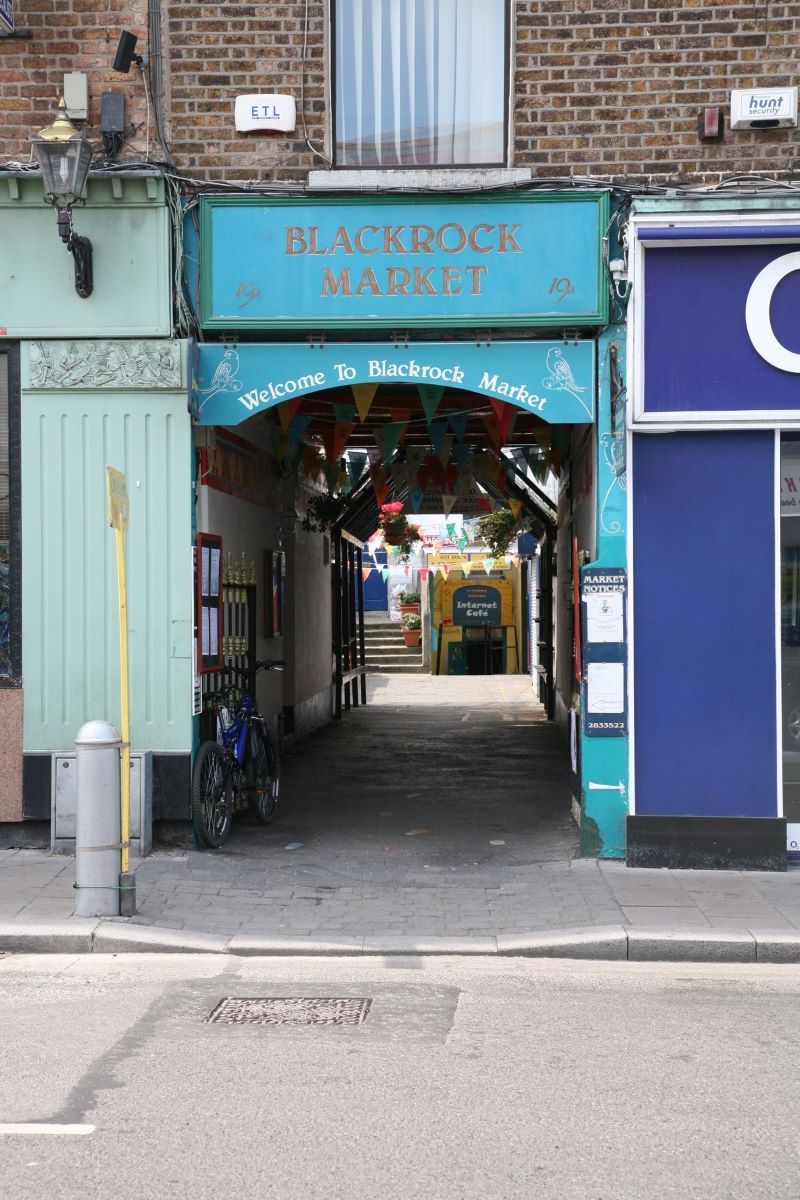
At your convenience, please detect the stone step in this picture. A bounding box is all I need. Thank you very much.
[366,663,426,674]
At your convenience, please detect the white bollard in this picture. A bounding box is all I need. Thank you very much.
[75,720,121,918]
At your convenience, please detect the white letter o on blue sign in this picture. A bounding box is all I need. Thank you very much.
[745,251,800,374]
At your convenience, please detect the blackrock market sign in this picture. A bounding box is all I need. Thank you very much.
[193,340,596,426]
[199,192,609,330]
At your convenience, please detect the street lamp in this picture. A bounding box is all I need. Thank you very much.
[30,98,94,298]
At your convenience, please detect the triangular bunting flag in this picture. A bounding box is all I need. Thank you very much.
[453,442,471,472]
[333,403,357,423]
[418,567,429,582]
[462,562,471,577]
[277,396,304,430]
[320,422,354,464]
[448,411,469,442]
[441,494,457,516]
[446,521,457,538]
[441,564,449,579]
[489,398,517,444]
[509,498,523,521]
[409,485,425,514]
[406,446,426,474]
[457,534,469,552]
[484,558,495,573]
[362,567,373,582]
[375,420,407,464]
[287,413,312,450]
[347,453,366,490]
[418,385,444,424]
[381,568,390,582]
[352,382,378,422]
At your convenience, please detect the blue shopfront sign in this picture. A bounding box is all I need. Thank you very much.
[634,221,800,423]
[200,192,609,331]
[194,340,596,426]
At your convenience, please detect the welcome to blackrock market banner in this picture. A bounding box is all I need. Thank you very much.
[194,340,596,427]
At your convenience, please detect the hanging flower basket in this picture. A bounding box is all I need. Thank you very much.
[378,502,421,561]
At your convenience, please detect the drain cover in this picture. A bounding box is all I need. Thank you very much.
[205,997,373,1026]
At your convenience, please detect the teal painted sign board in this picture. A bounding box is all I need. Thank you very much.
[194,340,596,426]
[200,192,609,331]
[453,585,502,627]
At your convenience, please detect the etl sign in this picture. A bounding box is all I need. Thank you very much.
[0,0,13,34]
[234,94,296,133]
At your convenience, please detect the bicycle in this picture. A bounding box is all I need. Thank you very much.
[191,659,284,849]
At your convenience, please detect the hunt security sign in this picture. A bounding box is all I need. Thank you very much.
[194,341,596,426]
[200,192,609,330]
[0,1,12,33]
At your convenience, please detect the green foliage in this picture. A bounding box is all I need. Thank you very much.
[302,491,347,532]
[402,612,422,630]
[475,507,519,558]
[399,591,420,604]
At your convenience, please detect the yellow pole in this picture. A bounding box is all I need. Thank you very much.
[115,523,131,876]
[107,466,131,879]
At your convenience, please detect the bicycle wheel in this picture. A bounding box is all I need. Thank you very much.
[192,741,233,848]
[247,732,280,824]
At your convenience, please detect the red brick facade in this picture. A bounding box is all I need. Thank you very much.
[1,1,799,185]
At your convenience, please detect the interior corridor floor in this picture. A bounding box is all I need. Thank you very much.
[125,674,623,938]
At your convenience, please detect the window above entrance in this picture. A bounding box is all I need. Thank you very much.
[333,0,508,169]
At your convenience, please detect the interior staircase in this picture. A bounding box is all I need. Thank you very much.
[363,618,425,674]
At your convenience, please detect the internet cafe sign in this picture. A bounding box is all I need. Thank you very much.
[200,192,609,331]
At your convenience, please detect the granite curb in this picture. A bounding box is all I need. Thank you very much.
[2,919,800,962]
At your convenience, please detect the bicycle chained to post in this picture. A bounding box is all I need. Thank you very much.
[191,659,284,849]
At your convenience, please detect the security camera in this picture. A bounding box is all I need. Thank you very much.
[112,31,143,73]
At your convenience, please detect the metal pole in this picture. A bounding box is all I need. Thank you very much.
[74,720,122,918]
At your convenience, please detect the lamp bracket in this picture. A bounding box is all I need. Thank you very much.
[56,208,93,299]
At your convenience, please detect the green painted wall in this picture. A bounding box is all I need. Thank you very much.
[22,370,193,753]
[0,174,171,338]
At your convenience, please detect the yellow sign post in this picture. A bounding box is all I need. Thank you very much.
[106,467,131,878]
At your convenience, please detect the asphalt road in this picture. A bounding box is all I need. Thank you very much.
[1,954,799,1199]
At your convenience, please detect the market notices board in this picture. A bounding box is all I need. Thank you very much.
[196,533,223,674]
[581,567,627,736]
[443,580,513,627]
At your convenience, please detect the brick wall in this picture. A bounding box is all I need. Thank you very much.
[1,1,799,186]
[0,1,150,164]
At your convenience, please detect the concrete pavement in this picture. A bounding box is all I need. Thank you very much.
[2,675,800,961]
[2,953,800,1199]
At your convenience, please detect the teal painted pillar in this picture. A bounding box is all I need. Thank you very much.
[579,325,628,858]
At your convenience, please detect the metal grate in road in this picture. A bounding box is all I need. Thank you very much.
[205,996,373,1026]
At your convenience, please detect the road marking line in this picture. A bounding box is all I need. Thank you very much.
[0,1124,95,1136]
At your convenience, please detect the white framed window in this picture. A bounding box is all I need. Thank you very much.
[333,0,509,169]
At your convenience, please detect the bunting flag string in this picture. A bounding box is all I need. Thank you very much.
[277,396,304,430]
[352,382,378,422]
[418,384,444,424]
